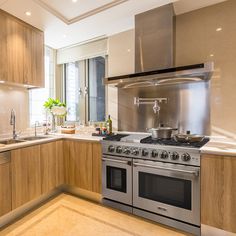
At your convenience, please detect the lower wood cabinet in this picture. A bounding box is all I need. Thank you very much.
[64,140,102,193]
[11,145,41,209]
[201,154,236,233]
[40,141,64,194]
[0,154,11,217]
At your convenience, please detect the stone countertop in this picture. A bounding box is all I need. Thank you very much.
[200,136,236,156]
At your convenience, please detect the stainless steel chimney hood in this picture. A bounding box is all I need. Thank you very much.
[104,62,214,88]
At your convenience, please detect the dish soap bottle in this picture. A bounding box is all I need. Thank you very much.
[106,115,112,135]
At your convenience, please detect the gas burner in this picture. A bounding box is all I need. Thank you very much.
[140,136,210,148]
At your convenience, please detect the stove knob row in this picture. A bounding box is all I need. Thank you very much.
[160,151,168,159]
[108,145,115,153]
[170,152,179,160]
[116,146,122,154]
[131,148,139,156]
[181,153,191,162]
[142,149,149,157]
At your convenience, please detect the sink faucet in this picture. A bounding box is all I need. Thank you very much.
[10,109,17,139]
[34,121,40,137]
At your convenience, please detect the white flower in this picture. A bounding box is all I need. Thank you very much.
[51,106,67,116]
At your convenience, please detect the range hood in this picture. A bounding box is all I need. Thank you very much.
[104,4,214,88]
[104,62,214,88]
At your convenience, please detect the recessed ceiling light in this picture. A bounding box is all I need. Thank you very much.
[72,0,77,2]
[0,80,5,84]
[63,34,67,38]
[216,27,222,32]
[210,54,214,57]
[25,11,32,16]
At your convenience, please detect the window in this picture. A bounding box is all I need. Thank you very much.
[64,56,106,123]
[29,47,55,125]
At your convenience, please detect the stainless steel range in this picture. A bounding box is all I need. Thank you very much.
[101,133,209,236]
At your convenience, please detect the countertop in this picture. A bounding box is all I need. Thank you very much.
[0,132,236,156]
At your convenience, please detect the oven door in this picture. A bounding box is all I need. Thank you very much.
[102,155,132,205]
[133,159,200,225]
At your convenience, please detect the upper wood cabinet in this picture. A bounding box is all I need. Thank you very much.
[201,154,236,233]
[0,9,44,87]
[11,145,41,210]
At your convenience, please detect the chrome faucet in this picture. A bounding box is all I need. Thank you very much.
[10,109,17,139]
[34,121,40,137]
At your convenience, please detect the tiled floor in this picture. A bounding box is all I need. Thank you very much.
[0,194,191,236]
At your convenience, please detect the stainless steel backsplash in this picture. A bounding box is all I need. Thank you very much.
[118,82,210,135]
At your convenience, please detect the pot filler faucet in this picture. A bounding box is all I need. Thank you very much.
[10,109,17,139]
[134,97,168,114]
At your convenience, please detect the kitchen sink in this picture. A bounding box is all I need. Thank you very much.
[21,136,49,141]
[0,139,26,145]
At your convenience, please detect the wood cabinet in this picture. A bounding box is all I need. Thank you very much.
[64,140,93,191]
[40,141,64,194]
[11,145,41,209]
[0,9,44,87]
[201,154,236,233]
[92,143,102,193]
[0,153,11,217]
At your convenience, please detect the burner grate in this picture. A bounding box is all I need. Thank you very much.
[140,136,210,148]
[103,134,129,142]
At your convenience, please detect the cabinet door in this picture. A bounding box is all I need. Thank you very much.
[92,143,102,193]
[201,154,236,233]
[0,13,7,82]
[64,141,93,191]
[11,145,41,209]
[40,141,64,194]
[0,159,11,216]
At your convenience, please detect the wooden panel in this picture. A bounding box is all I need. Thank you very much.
[11,145,41,209]
[0,13,7,82]
[64,141,93,191]
[92,143,102,193]
[56,140,64,186]
[201,154,236,233]
[0,162,11,216]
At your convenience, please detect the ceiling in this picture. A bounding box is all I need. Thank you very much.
[0,0,227,49]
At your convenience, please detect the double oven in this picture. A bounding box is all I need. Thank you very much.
[102,142,201,235]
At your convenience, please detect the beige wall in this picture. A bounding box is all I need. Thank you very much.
[107,29,135,129]
[0,85,29,135]
[175,0,236,137]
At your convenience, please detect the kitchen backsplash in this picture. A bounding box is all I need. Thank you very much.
[0,85,29,135]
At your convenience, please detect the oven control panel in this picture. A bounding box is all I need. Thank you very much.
[102,142,200,166]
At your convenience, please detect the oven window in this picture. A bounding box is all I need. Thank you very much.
[139,172,191,210]
[107,166,127,193]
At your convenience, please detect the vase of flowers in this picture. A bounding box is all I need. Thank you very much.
[43,98,67,132]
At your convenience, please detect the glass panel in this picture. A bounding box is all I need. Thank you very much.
[107,166,126,193]
[65,62,80,121]
[139,172,191,210]
[29,47,55,126]
[88,56,105,122]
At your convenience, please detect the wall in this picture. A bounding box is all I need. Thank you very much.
[175,0,236,138]
[0,85,29,135]
[107,29,135,129]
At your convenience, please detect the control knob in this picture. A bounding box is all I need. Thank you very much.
[182,153,191,162]
[123,148,131,155]
[108,145,115,153]
[151,150,158,158]
[170,152,179,160]
[142,149,149,157]
[116,146,122,154]
[131,149,139,156]
[160,151,168,159]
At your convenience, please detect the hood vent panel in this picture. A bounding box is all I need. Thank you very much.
[104,62,214,88]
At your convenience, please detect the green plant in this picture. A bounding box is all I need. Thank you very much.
[43,98,66,110]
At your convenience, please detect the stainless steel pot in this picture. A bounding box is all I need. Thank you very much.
[147,127,178,139]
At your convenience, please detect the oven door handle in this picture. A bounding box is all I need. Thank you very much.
[102,157,131,165]
[133,162,199,176]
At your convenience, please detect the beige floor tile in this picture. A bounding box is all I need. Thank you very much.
[0,194,191,236]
